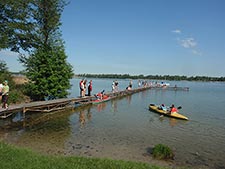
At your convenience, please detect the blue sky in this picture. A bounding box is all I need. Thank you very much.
[1,0,225,77]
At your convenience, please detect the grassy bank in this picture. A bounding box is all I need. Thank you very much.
[0,142,169,169]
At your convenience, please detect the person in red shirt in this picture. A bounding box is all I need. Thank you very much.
[88,80,92,96]
[95,90,105,100]
[170,104,178,114]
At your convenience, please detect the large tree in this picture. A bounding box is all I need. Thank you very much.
[0,0,37,52]
[22,46,73,101]
[1,0,73,101]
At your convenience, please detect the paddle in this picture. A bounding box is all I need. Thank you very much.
[168,105,182,108]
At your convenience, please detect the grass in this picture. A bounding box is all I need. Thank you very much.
[0,142,169,169]
[152,144,174,160]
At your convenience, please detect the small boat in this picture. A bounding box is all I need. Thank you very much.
[92,96,111,104]
[149,104,188,120]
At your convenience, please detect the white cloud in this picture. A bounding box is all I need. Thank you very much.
[179,37,202,56]
[172,29,181,34]
[192,49,202,56]
[180,38,197,48]
[172,30,202,56]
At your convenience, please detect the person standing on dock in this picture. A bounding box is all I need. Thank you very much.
[138,80,141,88]
[114,80,119,92]
[0,83,3,101]
[129,80,133,89]
[83,79,87,96]
[79,79,84,97]
[88,80,92,96]
[112,81,115,92]
[2,80,9,109]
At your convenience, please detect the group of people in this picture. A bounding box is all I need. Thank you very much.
[112,80,134,92]
[0,80,9,109]
[79,79,92,97]
[158,104,178,114]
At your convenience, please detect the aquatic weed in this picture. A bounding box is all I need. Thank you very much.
[152,144,174,160]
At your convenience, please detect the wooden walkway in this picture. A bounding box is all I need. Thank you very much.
[0,86,151,119]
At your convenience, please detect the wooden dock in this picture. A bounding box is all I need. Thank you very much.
[151,86,189,91]
[0,86,151,119]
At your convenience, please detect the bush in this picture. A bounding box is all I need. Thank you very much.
[152,144,174,160]
[8,84,29,104]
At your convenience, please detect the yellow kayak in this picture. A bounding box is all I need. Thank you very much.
[149,104,188,120]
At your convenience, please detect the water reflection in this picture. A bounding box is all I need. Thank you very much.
[126,95,132,104]
[78,107,93,127]
[158,115,187,127]
[79,110,86,127]
[169,118,178,127]
[87,107,92,121]
[0,110,72,155]
[12,112,23,122]
[95,103,107,112]
[111,99,118,113]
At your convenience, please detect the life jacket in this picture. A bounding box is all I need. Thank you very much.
[171,107,178,113]
[88,83,92,91]
[102,95,108,99]
[96,93,102,97]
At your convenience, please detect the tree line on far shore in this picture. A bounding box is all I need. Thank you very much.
[77,73,225,82]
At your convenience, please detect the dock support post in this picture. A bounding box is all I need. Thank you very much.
[23,107,26,128]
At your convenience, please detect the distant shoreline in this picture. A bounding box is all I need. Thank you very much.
[12,73,225,82]
[76,73,225,82]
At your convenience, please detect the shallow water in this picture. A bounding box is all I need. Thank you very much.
[1,78,225,169]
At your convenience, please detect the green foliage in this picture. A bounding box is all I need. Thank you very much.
[0,142,166,169]
[35,0,67,46]
[0,0,37,52]
[8,87,27,104]
[0,60,27,104]
[0,0,68,52]
[22,46,73,101]
[152,144,174,160]
[7,90,21,104]
[1,1,73,102]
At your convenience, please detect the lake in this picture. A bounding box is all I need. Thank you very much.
[1,78,225,169]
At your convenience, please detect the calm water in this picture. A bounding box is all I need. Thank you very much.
[1,78,225,168]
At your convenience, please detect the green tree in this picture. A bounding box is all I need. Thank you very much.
[0,0,37,52]
[1,0,73,101]
[18,0,73,101]
[22,46,73,101]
